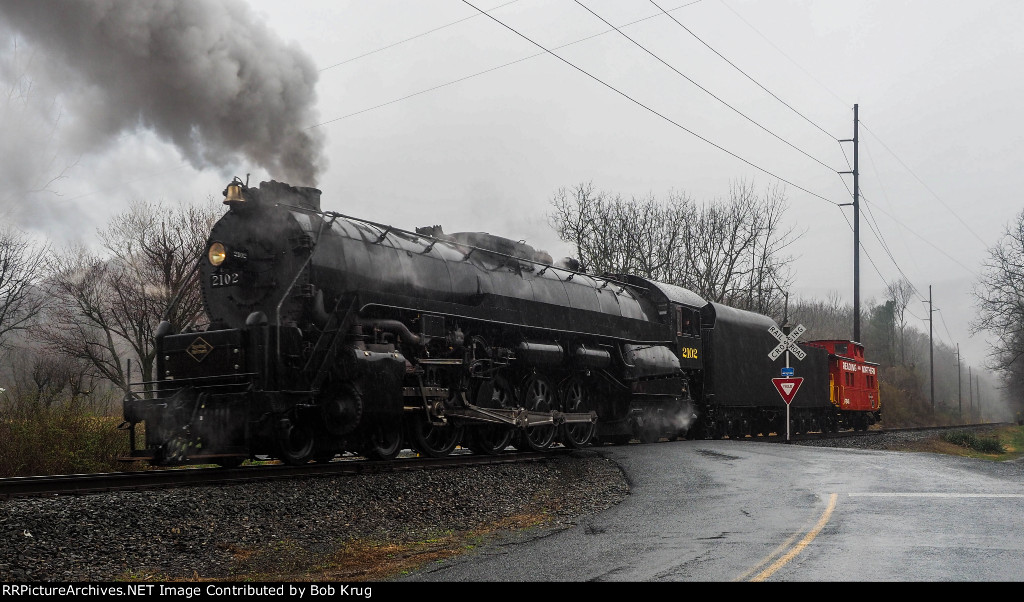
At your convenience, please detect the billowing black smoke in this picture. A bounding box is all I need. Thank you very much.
[0,0,324,185]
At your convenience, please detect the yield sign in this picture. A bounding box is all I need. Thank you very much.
[768,323,807,361]
[772,377,804,405]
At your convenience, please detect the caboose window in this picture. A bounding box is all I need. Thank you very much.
[835,342,848,355]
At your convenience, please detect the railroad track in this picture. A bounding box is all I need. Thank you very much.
[752,421,1011,444]
[0,449,558,499]
[2,424,1008,499]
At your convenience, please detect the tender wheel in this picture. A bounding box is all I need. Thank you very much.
[276,416,314,465]
[518,374,557,451]
[407,418,463,458]
[363,424,403,460]
[559,377,596,449]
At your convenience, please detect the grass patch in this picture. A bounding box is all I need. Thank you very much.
[0,399,129,477]
[878,426,1024,461]
[139,512,552,583]
[941,431,1005,454]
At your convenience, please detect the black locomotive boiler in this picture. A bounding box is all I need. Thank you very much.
[123,179,878,466]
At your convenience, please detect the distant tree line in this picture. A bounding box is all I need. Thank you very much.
[549,180,799,318]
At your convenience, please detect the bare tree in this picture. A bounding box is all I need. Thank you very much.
[974,210,1024,403]
[548,183,694,281]
[1,346,98,409]
[0,227,46,348]
[549,181,798,319]
[789,291,852,341]
[886,277,916,365]
[39,200,219,394]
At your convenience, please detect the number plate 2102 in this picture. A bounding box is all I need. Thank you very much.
[210,272,241,288]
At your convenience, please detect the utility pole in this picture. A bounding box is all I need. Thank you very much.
[839,104,860,342]
[928,285,934,412]
[969,366,973,421]
[956,344,962,422]
[977,379,982,422]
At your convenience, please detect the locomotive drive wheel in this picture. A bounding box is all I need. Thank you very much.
[466,374,515,455]
[407,417,463,458]
[362,424,403,460]
[467,426,515,455]
[276,416,315,465]
[517,374,557,451]
[560,377,595,448]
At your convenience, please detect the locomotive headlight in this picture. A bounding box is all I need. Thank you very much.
[208,242,227,266]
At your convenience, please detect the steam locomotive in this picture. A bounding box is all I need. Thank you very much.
[122,180,880,466]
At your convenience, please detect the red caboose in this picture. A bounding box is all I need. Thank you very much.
[802,340,881,431]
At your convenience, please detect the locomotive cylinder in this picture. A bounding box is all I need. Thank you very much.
[572,343,612,368]
[516,341,565,365]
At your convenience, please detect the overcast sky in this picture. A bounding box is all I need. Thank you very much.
[1,0,1021,374]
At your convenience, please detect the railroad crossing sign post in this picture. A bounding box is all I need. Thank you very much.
[768,324,806,443]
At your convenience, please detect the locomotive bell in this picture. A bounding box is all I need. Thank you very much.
[223,183,245,205]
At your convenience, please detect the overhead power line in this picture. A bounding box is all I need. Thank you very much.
[860,121,987,247]
[858,196,980,278]
[460,0,841,207]
[309,0,707,129]
[648,0,838,142]
[837,208,896,295]
[861,141,925,279]
[718,0,849,110]
[318,0,522,72]
[715,3,977,305]
[574,0,839,175]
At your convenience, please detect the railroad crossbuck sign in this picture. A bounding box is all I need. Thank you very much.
[768,324,806,361]
[772,377,804,405]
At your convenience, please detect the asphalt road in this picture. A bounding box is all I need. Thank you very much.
[398,440,1024,581]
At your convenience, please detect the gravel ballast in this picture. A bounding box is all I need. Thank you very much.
[1,452,628,582]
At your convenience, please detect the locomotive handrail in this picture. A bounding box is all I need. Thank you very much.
[275,211,338,371]
[275,203,646,294]
[128,374,258,387]
[127,374,257,397]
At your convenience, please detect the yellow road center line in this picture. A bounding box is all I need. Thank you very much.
[749,492,837,582]
[733,530,802,582]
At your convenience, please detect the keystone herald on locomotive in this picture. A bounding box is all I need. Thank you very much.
[122,179,881,466]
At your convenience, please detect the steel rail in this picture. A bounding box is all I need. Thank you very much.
[0,449,561,499]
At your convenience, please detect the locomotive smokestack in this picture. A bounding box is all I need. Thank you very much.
[0,0,325,185]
